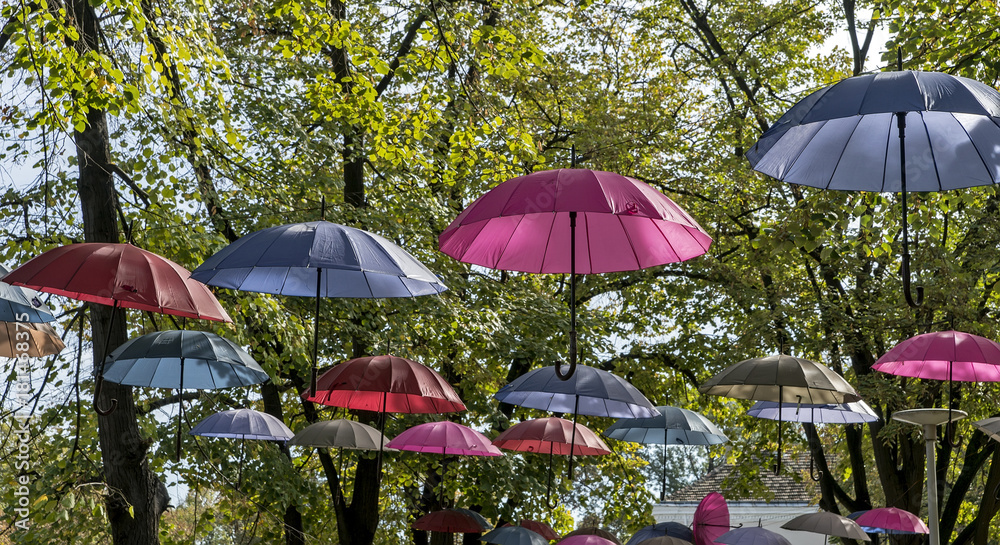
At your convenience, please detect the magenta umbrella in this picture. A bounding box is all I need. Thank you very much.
[852,508,929,535]
[692,492,730,545]
[873,330,1000,443]
[439,169,712,379]
[556,536,617,545]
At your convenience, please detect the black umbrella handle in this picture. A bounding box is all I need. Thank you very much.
[897,111,924,308]
[556,212,578,381]
[94,303,120,416]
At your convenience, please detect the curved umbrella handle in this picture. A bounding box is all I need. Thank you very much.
[901,254,924,308]
[809,453,822,482]
[93,375,118,416]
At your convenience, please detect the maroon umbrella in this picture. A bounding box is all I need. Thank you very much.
[520,521,560,542]
[4,243,232,414]
[493,417,610,506]
[413,508,488,533]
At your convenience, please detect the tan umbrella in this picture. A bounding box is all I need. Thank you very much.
[699,354,860,472]
[0,321,64,358]
[783,511,870,543]
[636,537,693,545]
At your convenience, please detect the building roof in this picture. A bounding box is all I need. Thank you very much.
[665,457,816,503]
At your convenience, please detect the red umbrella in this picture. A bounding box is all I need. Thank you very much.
[520,520,560,542]
[692,493,730,545]
[439,168,711,380]
[493,417,610,507]
[3,243,231,414]
[413,508,488,533]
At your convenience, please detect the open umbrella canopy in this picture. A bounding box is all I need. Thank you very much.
[747,400,878,424]
[192,220,447,298]
[0,263,55,322]
[0,321,64,358]
[304,355,465,413]
[494,364,658,418]
[482,526,549,545]
[635,537,692,545]
[519,521,559,541]
[413,509,488,533]
[872,330,1000,381]
[557,535,617,545]
[604,406,727,445]
[715,527,790,545]
[189,409,294,441]
[386,421,502,456]
[563,528,621,545]
[3,243,231,321]
[439,169,712,274]
[288,419,396,450]
[782,511,869,541]
[699,354,860,404]
[973,417,1000,443]
[453,509,492,531]
[626,523,694,545]
[745,70,1000,193]
[851,508,929,534]
[692,493,729,545]
[494,417,610,455]
[102,330,270,389]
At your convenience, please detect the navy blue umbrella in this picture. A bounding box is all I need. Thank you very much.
[746,69,1000,307]
[103,330,271,459]
[626,523,694,545]
[190,220,447,392]
[495,364,658,479]
[0,263,55,322]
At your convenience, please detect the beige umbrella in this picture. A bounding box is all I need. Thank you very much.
[699,354,860,472]
[782,511,870,543]
[0,321,64,358]
[636,537,693,545]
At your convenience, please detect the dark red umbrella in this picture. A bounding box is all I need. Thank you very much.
[520,521,561,542]
[3,243,232,414]
[303,355,465,413]
[413,508,488,533]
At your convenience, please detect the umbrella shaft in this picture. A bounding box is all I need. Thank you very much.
[570,211,577,371]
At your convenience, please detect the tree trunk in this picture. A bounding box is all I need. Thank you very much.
[72,0,167,539]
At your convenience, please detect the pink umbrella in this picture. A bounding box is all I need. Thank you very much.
[557,535,618,545]
[873,330,1000,443]
[692,492,730,545]
[386,421,502,456]
[439,169,712,379]
[852,508,929,534]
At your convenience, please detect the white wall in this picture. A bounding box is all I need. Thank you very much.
[653,502,826,545]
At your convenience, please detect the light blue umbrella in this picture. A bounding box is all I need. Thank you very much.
[190,220,447,392]
[190,408,294,441]
[103,330,271,459]
[0,263,55,322]
[747,400,878,424]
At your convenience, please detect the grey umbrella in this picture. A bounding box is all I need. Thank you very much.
[0,263,54,322]
[746,67,1000,307]
[699,354,859,472]
[482,526,549,545]
[289,419,396,450]
[782,511,870,543]
[604,406,727,500]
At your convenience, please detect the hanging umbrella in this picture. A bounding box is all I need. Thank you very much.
[635,537,692,545]
[715,527,790,545]
[782,511,870,542]
[692,492,730,545]
[519,521,559,541]
[454,508,493,531]
[413,508,488,533]
[3,243,232,414]
[745,68,1000,307]
[562,528,621,545]
[440,168,711,379]
[482,526,550,545]
[0,321,65,358]
[747,400,878,424]
[189,408,293,441]
[190,220,447,394]
[604,406,727,500]
[0,263,55,322]
[699,354,860,472]
[495,364,657,479]
[103,330,270,458]
[557,535,617,545]
[288,419,395,450]
[386,421,501,456]
[851,508,929,534]
[626,522,694,545]
[972,417,1000,443]
[494,417,610,506]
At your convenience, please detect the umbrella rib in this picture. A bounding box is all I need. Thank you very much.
[824,116,865,190]
[952,112,1000,186]
[917,112,944,192]
[880,114,894,193]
